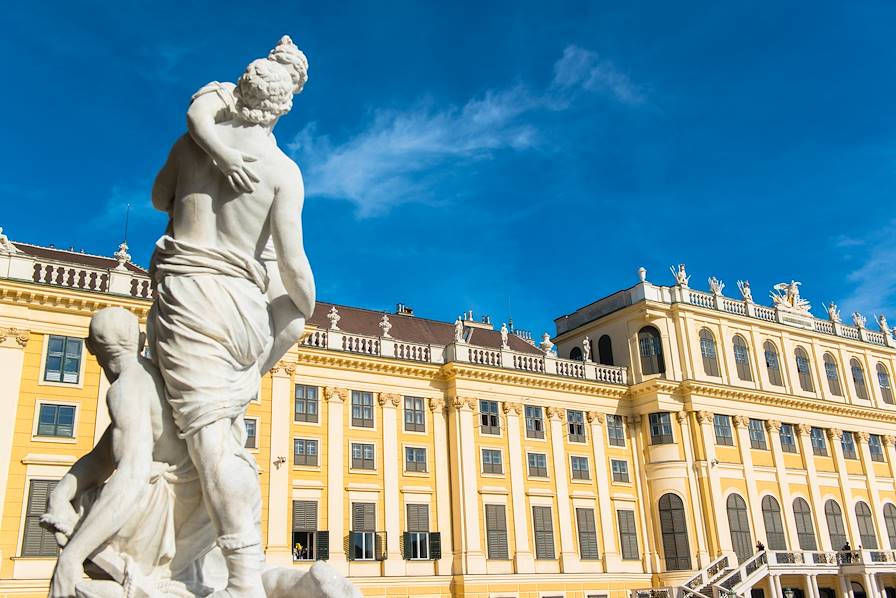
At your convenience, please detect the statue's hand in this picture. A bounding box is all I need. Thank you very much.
[49,556,81,598]
[41,501,79,547]
[214,146,260,193]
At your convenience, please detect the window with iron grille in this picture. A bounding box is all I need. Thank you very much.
[748,419,767,450]
[351,391,374,427]
[611,459,629,483]
[532,506,555,559]
[567,410,586,442]
[351,442,375,470]
[244,418,257,449]
[795,348,814,392]
[617,510,639,560]
[761,495,786,550]
[824,355,843,396]
[649,412,673,445]
[525,405,544,439]
[878,364,894,404]
[44,335,82,384]
[294,438,319,466]
[792,497,817,550]
[482,449,503,474]
[824,500,847,550]
[851,359,868,400]
[485,504,508,559]
[294,384,319,423]
[607,414,625,447]
[576,508,599,560]
[869,434,885,462]
[764,342,783,386]
[699,329,720,377]
[855,502,878,549]
[810,427,827,456]
[36,404,75,438]
[841,431,858,460]
[404,397,425,432]
[405,447,427,472]
[480,400,500,435]
[21,480,59,557]
[779,424,797,453]
[571,456,590,480]
[732,335,752,381]
[714,415,733,446]
[527,453,548,477]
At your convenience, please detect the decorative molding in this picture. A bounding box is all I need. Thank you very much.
[501,401,522,416]
[296,348,440,380]
[675,411,689,424]
[0,281,152,319]
[732,415,749,428]
[695,410,714,424]
[586,411,604,425]
[546,406,562,420]
[324,387,348,403]
[428,398,446,413]
[797,423,812,436]
[827,428,843,441]
[451,396,476,411]
[856,431,869,443]
[439,363,629,400]
[377,392,401,408]
[765,419,782,432]
[0,327,30,348]
[270,360,296,377]
[627,415,642,425]
[884,435,896,447]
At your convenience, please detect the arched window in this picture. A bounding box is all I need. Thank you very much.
[569,346,583,361]
[855,501,878,549]
[638,326,665,376]
[764,341,783,386]
[727,494,753,563]
[792,497,817,550]
[877,363,893,404]
[658,493,692,571]
[794,347,814,392]
[732,335,752,381]
[597,335,614,366]
[699,328,720,377]
[825,500,848,550]
[824,353,843,396]
[851,358,868,400]
[761,495,786,550]
[883,503,896,549]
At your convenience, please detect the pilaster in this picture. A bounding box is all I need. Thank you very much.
[503,402,535,572]
[429,398,454,575]
[0,327,28,563]
[628,415,657,572]
[378,392,403,575]
[676,411,709,567]
[325,386,348,570]
[587,411,618,570]
[732,415,763,558]
[695,410,734,558]
[547,406,577,571]
[266,361,295,565]
[856,431,888,549]
[766,419,800,549]
[797,424,831,550]
[448,396,486,573]
[827,427,861,546]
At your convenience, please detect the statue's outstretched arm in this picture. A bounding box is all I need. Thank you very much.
[151,140,182,215]
[270,164,315,321]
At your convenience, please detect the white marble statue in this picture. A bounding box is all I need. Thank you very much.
[827,301,841,323]
[454,318,465,344]
[770,280,811,314]
[500,323,509,349]
[708,276,724,295]
[539,332,554,353]
[379,314,392,338]
[113,242,131,270]
[736,280,752,302]
[326,306,340,330]
[853,312,867,329]
[671,263,690,287]
[582,336,591,362]
[0,226,20,253]
[638,266,647,283]
[878,314,890,336]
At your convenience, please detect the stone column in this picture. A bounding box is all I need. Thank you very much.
[766,419,800,549]
[265,362,295,565]
[325,387,348,570]
[588,411,618,570]
[732,416,764,555]
[503,402,535,572]
[695,411,734,558]
[0,327,28,552]
[807,573,821,598]
[769,572,783,598]
[797,424,832,550]
[547,406,578,571]
[856,431,889,549]
[379,392,403,575]
[429,398,454,575]
[628,415,657,572]
[828,428,861,546]
[676,411,710,566]
[837,573,851,598]
[862,573,875,598]
[93,370,111,444]
[448,396,486,573]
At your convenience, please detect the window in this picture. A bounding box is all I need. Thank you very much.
[824,354,843,396]
[244,418,257,449]
[567,410,586,442]
[351,391,374,428]
[761,496,786,550]
[532,506,555,559]
[851,359,868,400]
[21,480,59,556]
[878,364,894,404]
[350,502,380,561]
[727,494,753,564]
[405,447,426,472]
[658,493,692,571]
[292,500,322,561]
[294,439,319,466]
[597,334,614,366]
[482,449,503,474]
[764,341,783,386]
[480,400,500,435]
[404,397,425,432]
[44,335,82,384]
[611,459,629,483]
[607,415,626,446]
[294,384,319,423]
[856,502,878,549]
[638,326,665,375]
[618,510,639,560]
[699,328,720,377]
[485,504,508,559]
[841,431,858,460]
[350,442,375,470]
[824,500,847,550]
[649,412,673,445]
[527,453,548,477]
[732,335,752,381]
[748,419,767,450]
[714,415,734,446]
[810,427,828,456]
[795,347,814,392]
[569,346,583,361]
[525,406,544,439]
[792,498,817,550]
[36,404,75,437]
[404,504,436,560]
[884,504,896,549]
[780,424,798,453]
[870,434,885,462]
[576,508,599,560]
[571,456,590,480]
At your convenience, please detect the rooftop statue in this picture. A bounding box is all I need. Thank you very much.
[671,263,690,287]
[827,301,841,323]
[736,280,752,302]
[770,280,811,314]
[708,276,724,295]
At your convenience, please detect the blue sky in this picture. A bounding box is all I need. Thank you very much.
[3,1,896,336]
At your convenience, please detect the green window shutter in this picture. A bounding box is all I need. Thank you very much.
[406,504,429,532]
[429,532,442,560]
[375,532,387,561]
[316,531,329,560]
[22,480,58,557]
[485,504,508,559]
[293,500,318,531]
[402,532,412,560]
[533,506,555,559]
[352,502,375,531]
[576,508,599,560]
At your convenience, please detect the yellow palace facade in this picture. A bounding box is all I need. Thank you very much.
[2,237,896,598]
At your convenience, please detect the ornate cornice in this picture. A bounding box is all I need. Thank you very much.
[324,386,348,403]
[439,363,629,400]
[377,392,401,408]
[502,401,523,416]
[0,281,152,319]
[297,348,441,380]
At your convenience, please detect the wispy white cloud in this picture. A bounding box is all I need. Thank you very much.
[289,45,643,217]
[838,221,896,318]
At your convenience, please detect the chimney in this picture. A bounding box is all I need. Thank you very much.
[395,303,414,317]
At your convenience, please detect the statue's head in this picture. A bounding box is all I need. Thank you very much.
[86,307,141,361]
[234,59,294,127]
[268,35,309,94]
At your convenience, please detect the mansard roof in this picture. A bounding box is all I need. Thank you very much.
[12,242,148,275]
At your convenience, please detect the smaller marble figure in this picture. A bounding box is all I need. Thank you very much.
[671,263,690,287]
[500,323,509,349]
[326,306,340,330]
[539,333,554,353]
[853,312,867,329]
[379,314,392,338]
[0,227,20,254]
[582,336,592,362]
[454,318,466,344]
[708,276,724,295]
[737,280,752,302]
[771,280,811,313]
[638,267,647,283]
[878,314,891,336]
[827,301,841,323]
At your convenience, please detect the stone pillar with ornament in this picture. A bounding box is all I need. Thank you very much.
[0,327,28,563]
[587,411,618,570]
[325,387,349,569]
[447,397,487,573]
[429,398,454,575]
[796,424,833,550]
[266,360,295,565]
[378,392,403,574]
[503,402,535,572]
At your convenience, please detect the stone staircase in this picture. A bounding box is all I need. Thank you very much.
[629,554,733,598]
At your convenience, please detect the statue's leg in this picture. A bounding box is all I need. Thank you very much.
[186,418,264,598]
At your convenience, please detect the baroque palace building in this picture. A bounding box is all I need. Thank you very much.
[2,235,896,598]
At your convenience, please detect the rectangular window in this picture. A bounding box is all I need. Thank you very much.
[404,397,425,432]
[713,415,733,446]
[405,447,427,472]
[869,434,885,462]
[567,410,586,443]
[525,405,545,439]
[617,510,639,560]
[611,459,630,482]
[607,414,626,447]
[841,431,858,460]
[780,424,798,453]
[482,448,503,474]
[36,403,75,438]
[404,504,430,560]
[649,412,673,444]
[527,453,548,477]
[571,456,590,480]
[748,419,768,450]
[532,505,555,559]
[351,442,375,470]
[810,427,828,456]
[244,418,257,449]
[294,438,319,466]
[44,335,82,384]
[292,500,319,561]
[485,504,508,559]
[21,479,59,557]
[294,384,319,423]
[576,508,599,560]
[350,502,378,561]
[351,391,374,428]
[480,400,500,434]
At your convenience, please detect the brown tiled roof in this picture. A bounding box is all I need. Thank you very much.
[309,301,544,355]
[12,243,148,275]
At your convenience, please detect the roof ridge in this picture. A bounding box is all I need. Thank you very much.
[12,241,120,262]
[316,300,456,328]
